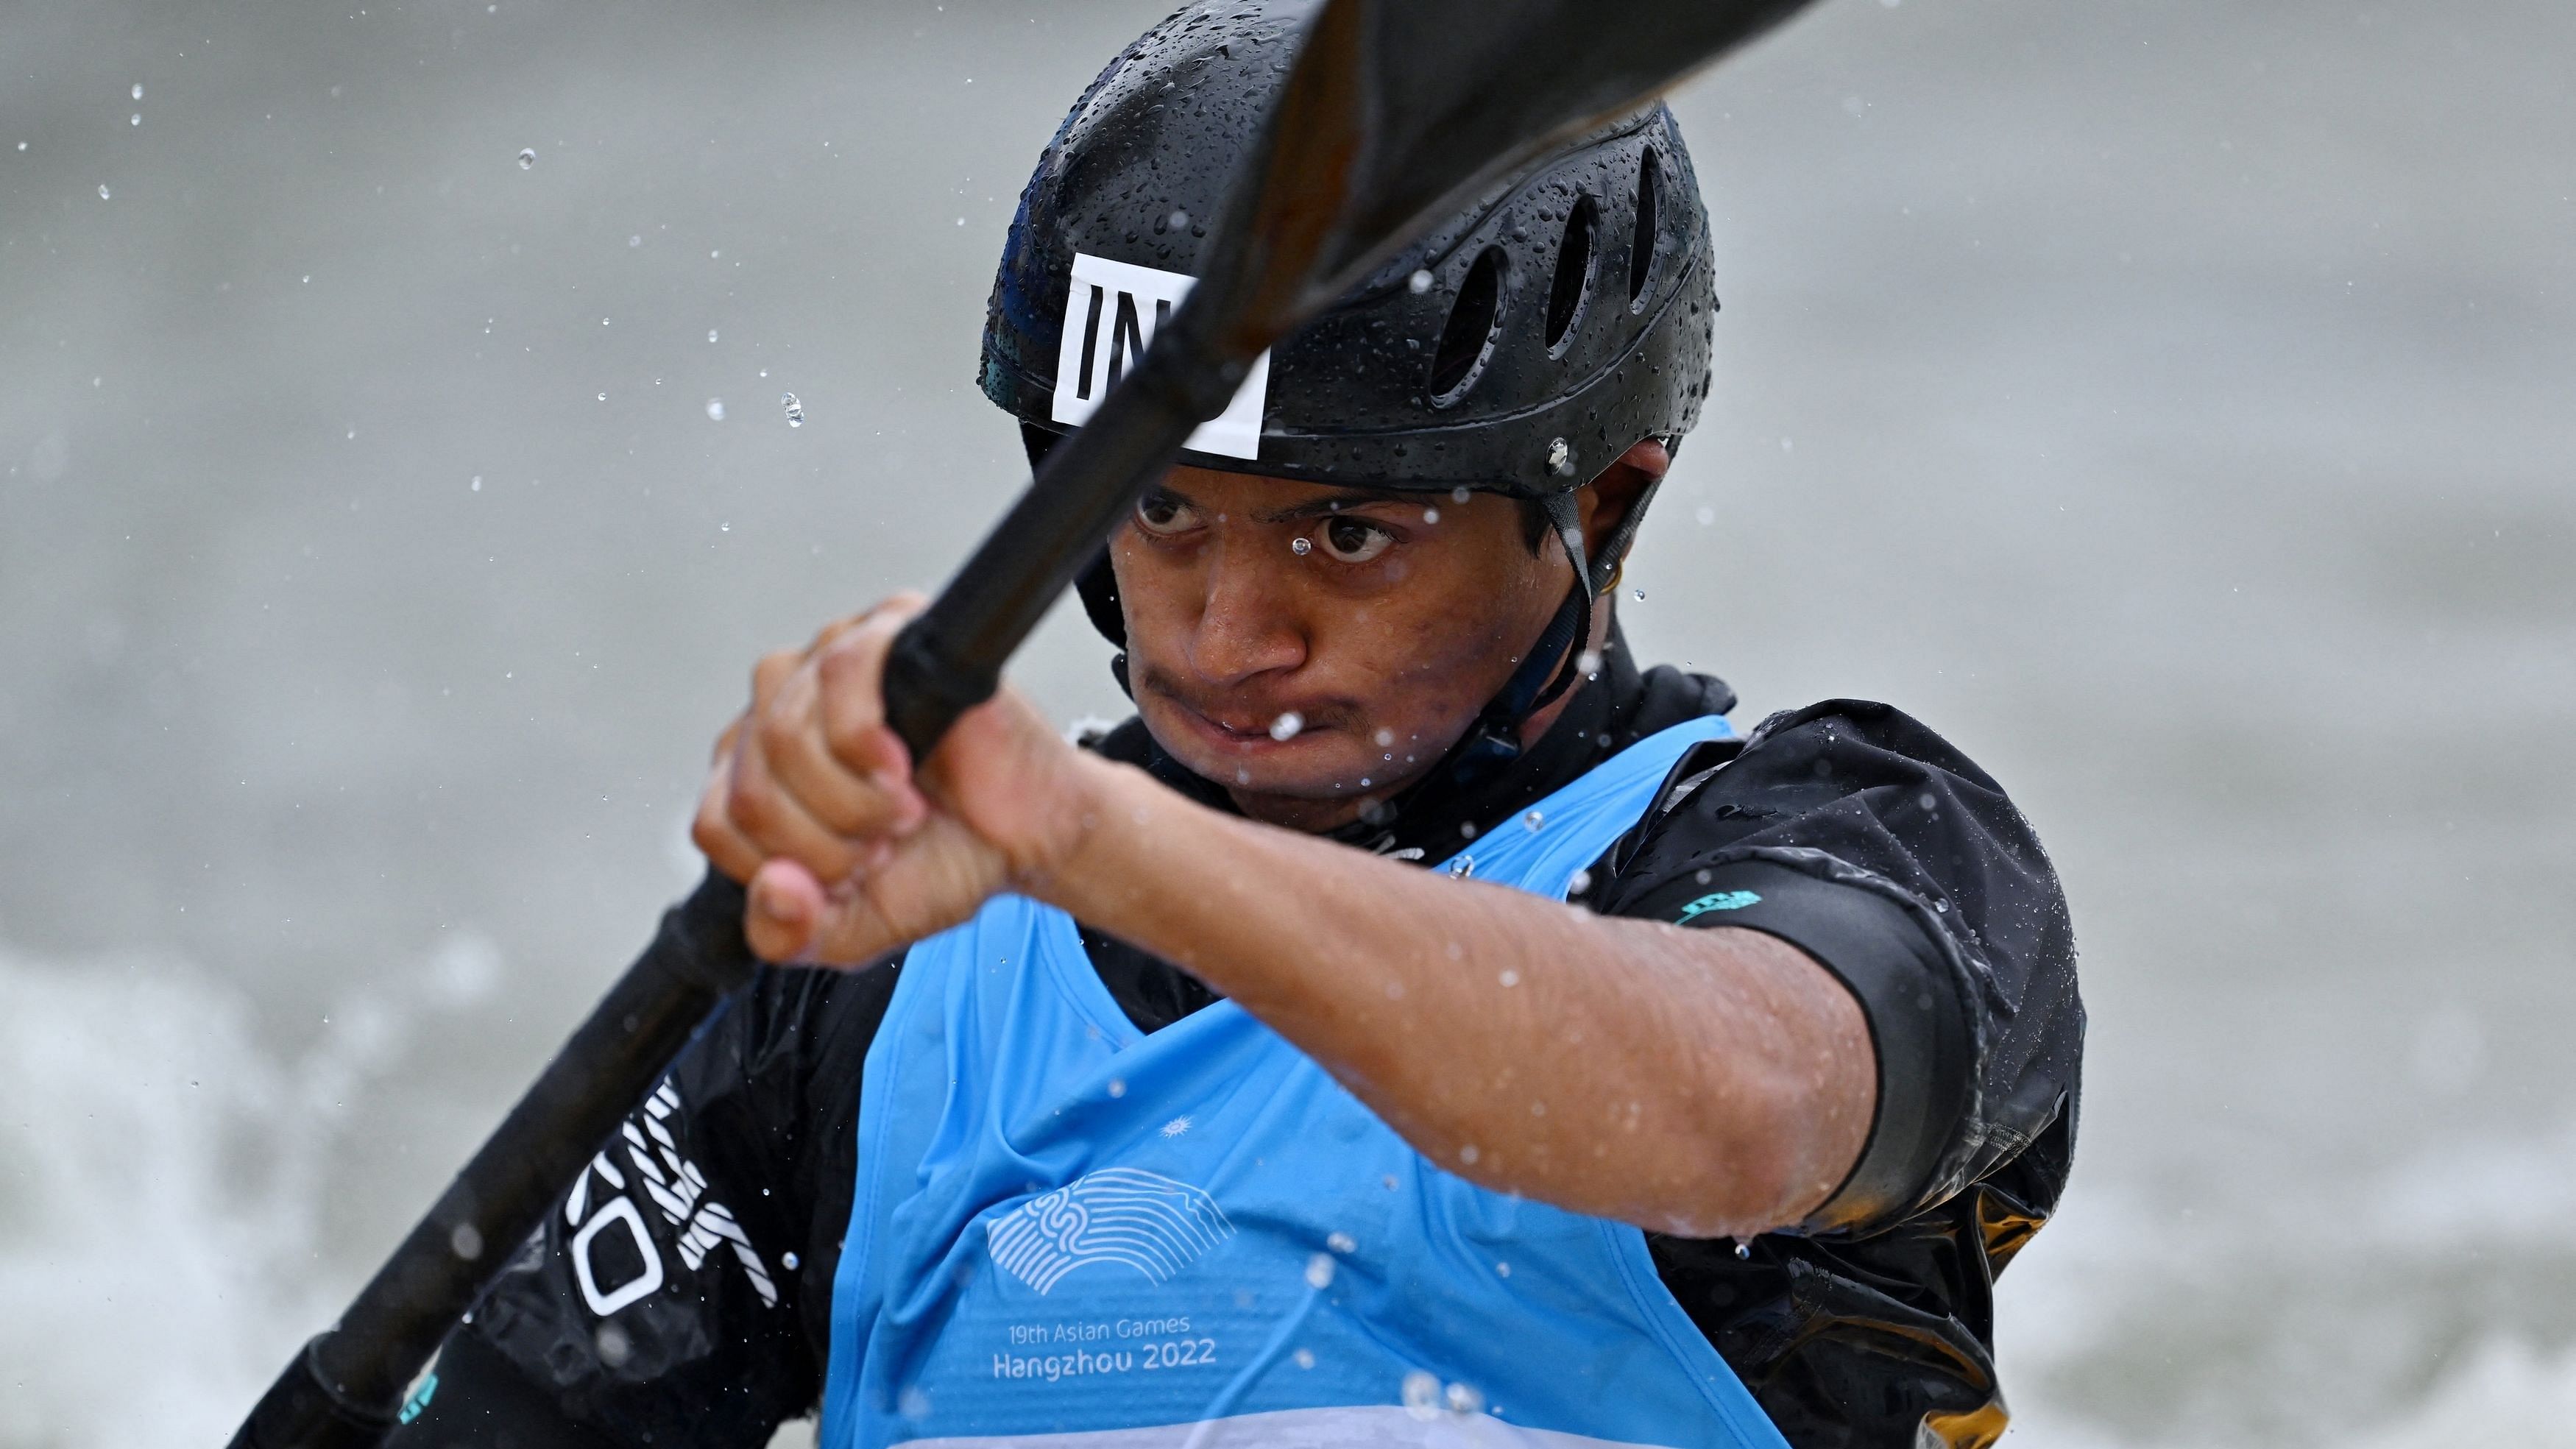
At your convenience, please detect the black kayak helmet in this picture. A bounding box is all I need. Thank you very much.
[980,0,1721,779]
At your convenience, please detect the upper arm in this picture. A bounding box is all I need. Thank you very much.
[1596,701,2082,1233]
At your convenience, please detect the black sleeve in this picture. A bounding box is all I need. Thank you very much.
[394,885,896,1448]
[1593,699,2083,1233]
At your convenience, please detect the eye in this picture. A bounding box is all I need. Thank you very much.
[1317,515,1394,564]
[1134,493,1200,536]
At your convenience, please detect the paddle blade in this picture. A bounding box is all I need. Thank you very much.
[1199,0,1818,358]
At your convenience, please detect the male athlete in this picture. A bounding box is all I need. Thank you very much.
[394,4,2081,1446]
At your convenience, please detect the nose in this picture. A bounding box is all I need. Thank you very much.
[1186,537,1306,687]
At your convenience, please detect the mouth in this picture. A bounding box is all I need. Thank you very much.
[1160,695,1328,753]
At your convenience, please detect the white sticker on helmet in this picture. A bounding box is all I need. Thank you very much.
[1050,251,1271,460]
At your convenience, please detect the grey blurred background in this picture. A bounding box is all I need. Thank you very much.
[4,0,2573,1444]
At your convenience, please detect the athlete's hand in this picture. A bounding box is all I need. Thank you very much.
[692,594,1103,965]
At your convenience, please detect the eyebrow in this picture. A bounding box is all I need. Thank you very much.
[1146,480,1430,525]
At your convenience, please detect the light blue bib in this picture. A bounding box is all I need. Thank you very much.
[821,717,1787,1449]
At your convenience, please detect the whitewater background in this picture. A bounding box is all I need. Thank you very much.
[4,0,2572,1443]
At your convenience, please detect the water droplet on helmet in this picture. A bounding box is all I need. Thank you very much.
[517,147,536,169]
[1289,536,1312,556]
[1268,711,1303,741]
[1407,269,1434,294]
[781,392,804,427]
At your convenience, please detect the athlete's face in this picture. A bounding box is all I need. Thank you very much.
[1111,451,1655,832]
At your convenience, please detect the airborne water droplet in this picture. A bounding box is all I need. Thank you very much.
[1445,1382,1485,1414]
[1401,1370,1442,1420]
[707,328,719,343]
[1303,1253,1335,1289]
[130,113,141,127]
[517,148,537,169]
[1521,810,1544,833]
[1632,588,1646,601]
[1326,1230,1356,1254]
[1407,269,1433,294]
[596,392,607,402]
[1268,712,1303,742]
[704,398,726,421]
[781,392,804,427]
[97,184,110,199]
[1293,1347,1316,1370]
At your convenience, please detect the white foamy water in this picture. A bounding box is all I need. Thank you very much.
[0,939,497,1448]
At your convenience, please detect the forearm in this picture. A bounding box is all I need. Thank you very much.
[1035,757,1875,1237]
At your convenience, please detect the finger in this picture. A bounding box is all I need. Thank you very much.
[757,659,922,840]
[690,750,766,884]
[723,722,871,881]
[813,607,933,830]
[750,648,801,712]
[744,858,827,963]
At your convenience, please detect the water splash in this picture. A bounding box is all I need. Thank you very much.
[0,935,500,1448]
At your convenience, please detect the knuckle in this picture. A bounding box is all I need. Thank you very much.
[751,702,804,759]
[725,768,778,834]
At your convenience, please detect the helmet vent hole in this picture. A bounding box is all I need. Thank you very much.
[1628,148,1660,307]
[1429,247,1507,403]
[1545,196,1598,356]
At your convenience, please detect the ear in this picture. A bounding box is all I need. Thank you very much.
[1577,437,1671,562]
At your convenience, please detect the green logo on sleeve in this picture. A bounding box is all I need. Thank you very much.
[1674,890,1762,923]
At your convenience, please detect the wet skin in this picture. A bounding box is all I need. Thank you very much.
[694,439,1877,1236]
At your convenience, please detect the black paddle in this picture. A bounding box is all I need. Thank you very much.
[226,1,1819,1442]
